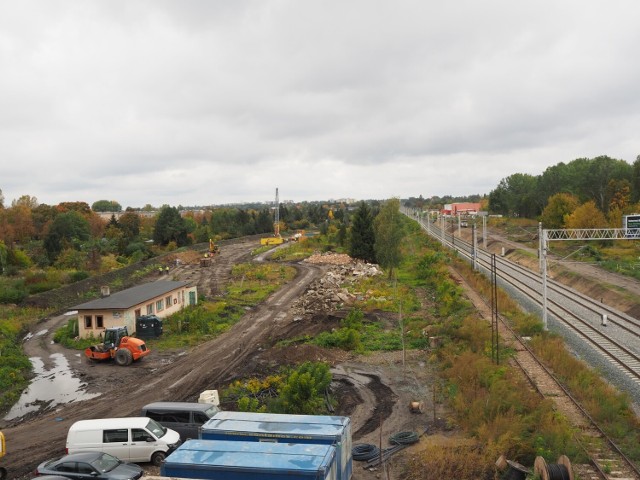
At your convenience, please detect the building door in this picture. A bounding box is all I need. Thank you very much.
[135,309,141,318]
[189,291,196,305]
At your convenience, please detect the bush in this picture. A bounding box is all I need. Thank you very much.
[69,270,90,283]
[8,249,32,268]
[0,281,27,304]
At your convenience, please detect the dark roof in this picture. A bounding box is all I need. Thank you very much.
[73,281,190,310]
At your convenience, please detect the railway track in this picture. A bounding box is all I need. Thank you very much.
[416,215,640,390]
[451,261,640,480]
[402,209,640,479]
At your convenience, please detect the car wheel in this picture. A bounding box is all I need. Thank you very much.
[0,466,7,480]
[115,348,133,366]
[151,451,166,466]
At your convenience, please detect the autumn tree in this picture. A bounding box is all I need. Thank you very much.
[540,193,579,228]
[56,201,91,215]
[607,179,631,211]
[374,198,404,278]
[12,195,38,209]
[349,201,376,263]
[564,201,608,229]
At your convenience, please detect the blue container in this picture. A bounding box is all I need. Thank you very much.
[161,439,337,480]
[201,412,352,480]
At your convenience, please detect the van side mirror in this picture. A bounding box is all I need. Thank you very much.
[146,437,155,442]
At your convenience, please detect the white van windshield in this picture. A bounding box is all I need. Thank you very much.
[145,418,168,438]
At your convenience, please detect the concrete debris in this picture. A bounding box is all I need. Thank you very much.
[304,252,353,265]
[291,254,383,315]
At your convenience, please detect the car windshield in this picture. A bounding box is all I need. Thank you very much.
[146,418,167,438]
[91,452,121,472]
[204,405,219,418]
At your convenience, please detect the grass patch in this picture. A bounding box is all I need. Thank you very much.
[149,262,296,350]
[0,305,52,414]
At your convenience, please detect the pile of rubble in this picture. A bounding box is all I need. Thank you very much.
[303,252,353,265]
[291,254,383,316]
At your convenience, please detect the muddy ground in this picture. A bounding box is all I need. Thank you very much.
[2,238,440,480]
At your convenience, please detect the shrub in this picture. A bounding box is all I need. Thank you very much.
[69,270,90,283]
[0,281,27,304]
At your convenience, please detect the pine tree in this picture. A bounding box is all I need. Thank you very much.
[349,201,376,263]
[153,206,189,246]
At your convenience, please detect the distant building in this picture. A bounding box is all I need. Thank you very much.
[72,281,197,339]
[441,203,481,216]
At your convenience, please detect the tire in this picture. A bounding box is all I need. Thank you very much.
[114,348,133,366]
[0,466,7,480]
[151,451,166,466]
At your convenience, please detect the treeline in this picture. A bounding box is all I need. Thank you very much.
[407,155,640,228]
[487,155,640,219]
[0,190,392,302]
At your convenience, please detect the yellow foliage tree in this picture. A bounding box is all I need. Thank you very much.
[564,201,607,229]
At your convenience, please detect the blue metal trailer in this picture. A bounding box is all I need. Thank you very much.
[201,412,352,480]
[161,439,337,480]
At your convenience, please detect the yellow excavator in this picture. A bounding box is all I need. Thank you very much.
[0,431,7,480]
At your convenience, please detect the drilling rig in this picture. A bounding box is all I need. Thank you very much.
[260,187,285,245]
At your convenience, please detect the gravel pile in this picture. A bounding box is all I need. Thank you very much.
[304,252,353,265]
[291,257,383,315]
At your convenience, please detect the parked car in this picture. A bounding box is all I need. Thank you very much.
[31,477,70,480]
[34,451,143,479]
[141,401,220,440]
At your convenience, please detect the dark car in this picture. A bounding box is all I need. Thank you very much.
[31,477,70,480]
[35,452,143,480]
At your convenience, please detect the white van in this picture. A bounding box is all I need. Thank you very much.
[66,417,181,466]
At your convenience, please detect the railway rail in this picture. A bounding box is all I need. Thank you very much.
[413,214,640,389]
[403,208,640,479]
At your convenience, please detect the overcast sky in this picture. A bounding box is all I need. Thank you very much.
[1,1,639,209]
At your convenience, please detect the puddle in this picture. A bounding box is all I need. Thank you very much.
[3,353,101,421]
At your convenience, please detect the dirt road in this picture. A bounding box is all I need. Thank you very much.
[2,239,432,480]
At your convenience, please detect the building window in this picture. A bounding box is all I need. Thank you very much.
[165,295,172,307]
[146,304,154,315]
[96,315,104,328]
[84,315,92,328]
[156,299,164,311]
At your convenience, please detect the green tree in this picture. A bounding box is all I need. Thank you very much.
[92,200,122,212]
[277,362,332,414]
[118,211,141,241]
[43,211,91,261]
[374,198,404,278]
[581,156,632,212]
[632,155,640,203]
[489,173,539,217]
[255,209,274,234]
[349,202,376,263]
[153,206,189,246]
[540,193,579,228]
